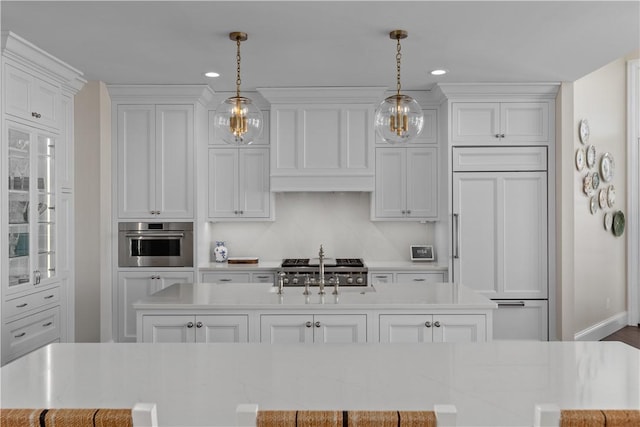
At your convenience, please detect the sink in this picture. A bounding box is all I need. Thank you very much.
[269,286,375,294]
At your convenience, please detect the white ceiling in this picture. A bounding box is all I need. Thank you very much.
[1,1,639,92]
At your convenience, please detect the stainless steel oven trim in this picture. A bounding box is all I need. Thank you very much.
[118,222,194,268]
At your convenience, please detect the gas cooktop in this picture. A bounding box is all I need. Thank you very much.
[281,258,365,268]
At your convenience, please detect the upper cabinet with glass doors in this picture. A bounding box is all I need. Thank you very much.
[6,123,57,295]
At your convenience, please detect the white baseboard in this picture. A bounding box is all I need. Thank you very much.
[574,312,628,341]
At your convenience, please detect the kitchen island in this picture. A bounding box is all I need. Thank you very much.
[134,282,495,343]
[1,341,638,426]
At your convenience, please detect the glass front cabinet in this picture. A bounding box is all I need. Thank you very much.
[6,122,58,295]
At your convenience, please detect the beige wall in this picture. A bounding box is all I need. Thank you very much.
[571,58,629,335]
[74,81,111,342]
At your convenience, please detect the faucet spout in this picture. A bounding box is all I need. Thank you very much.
[318,245,326,295]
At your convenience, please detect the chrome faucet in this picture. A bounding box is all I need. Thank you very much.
[318,245,326,295]
[277,271,285,295]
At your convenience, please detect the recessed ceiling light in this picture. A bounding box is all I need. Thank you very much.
[430,69,448,76]
[204,71,220,78]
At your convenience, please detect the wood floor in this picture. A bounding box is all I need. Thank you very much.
[601,326,640,349]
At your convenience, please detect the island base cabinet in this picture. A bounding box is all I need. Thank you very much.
[141,315,249,343]
[260,314,367,344]
[379,314,486,343]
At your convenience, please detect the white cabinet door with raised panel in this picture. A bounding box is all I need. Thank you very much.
[453,171,547,299]
[379,315,433,343]
[5,63,59,130]
[500,103,549,144]
[155,105,194,219]
[313,315,367,343]
[208,149,238,218]
[374,148,405,218]
[433,315,486,343]
[260,315,314,344]
[451,103,500,144]
[238,148,270,218]
[406,147,438,218]
[142,315,195,343]
[197,315,249,343]
[493,300,548,341]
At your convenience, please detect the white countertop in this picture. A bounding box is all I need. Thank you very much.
[133,282,494,311]
[2,342,638,426]
[198,260,448,272]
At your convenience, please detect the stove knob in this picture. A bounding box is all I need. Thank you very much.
[346,276,354,284]
[283,277,290,285]
[355,276,364,285]
[291,277,299,285]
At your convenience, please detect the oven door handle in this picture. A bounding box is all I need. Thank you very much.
[125,233,185,238]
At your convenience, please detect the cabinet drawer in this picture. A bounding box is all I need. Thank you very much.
[201,272,250,283]
[452,147,547,172]
[369,273,393,284]
[396,273,444,283]
[5,306,61,360]
[5,287,60,318]
[250,273,275,283]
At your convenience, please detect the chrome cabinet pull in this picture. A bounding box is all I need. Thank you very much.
[314,321,321,328]
[413,278,426,282]
[453,213,460,259]
[16,303,28,308]
[500,133,505,138]
[256,275,270,279]
[31,112,42,118]
[425,321,432,328]
[44,295,55,299]
[14,332,26,338]
[434,321,441,327]
[187,322,194,328]
[305,321,312,328]
[42,322,53,327]
[219,278,232,282]
[196,322,203,328]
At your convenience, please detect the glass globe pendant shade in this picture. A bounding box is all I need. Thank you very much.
[374,94,424,144]
[214,96,263,145]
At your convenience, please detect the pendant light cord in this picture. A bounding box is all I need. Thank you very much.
[236,38,242,98]
[396,37,402,96]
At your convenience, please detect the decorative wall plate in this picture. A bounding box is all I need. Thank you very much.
[607,185,616,208]
[598,188,607,209]
[591,171,600,190]
[575,148,585,171]
[604,212,613,231]
[612,210,625,237]
[590,196,598,215]
[600,152,614,182]
[579,119,590,144]
[583,174,593,196]
[586,145,596,169]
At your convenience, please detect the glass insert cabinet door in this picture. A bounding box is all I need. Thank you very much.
[6,123,57,291]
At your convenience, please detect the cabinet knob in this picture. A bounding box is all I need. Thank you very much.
[239,210,244,215]
[434,321,441,328]
[305,321,312,328]
[425,321,432,328]
[234,210,238,214]
[187,322,194,328]
[495,134,501,138]
[500,134,505,138]
[196,322,203,328]
[314,321,321,328]
[401,210,406,215]
[406,210,411,215]
[31,112,41,118]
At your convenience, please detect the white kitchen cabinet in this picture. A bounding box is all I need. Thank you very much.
[250,272,275,283]
[207,147,271,220]
[451,102,550,145]
[452,171,547,299]
[373,147,438,220]
[379,314,486,343]
[140,314,249,343]
[369,271,446,284]
[260,314,367,344]
[2,305,61,362]
[117,271,194,342]
[201,272,251,283]
[116,104,194,219]
[493,300,548,341]
[4,62,60,130]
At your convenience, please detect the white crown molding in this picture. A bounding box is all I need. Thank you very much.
[107,84,215,106]
[257,87,388,104]
[436,82,560,100]
[1,31,86,93]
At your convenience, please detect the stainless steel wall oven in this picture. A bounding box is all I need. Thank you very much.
[118,222,193,267]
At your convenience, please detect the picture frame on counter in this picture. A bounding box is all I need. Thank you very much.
[410,245,435,262]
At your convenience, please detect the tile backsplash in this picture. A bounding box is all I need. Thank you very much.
[206,192,434,261]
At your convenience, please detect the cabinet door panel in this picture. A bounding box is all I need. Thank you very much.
[344,107,371,169]
[502,173,547,297]
[197,315,249,343]
[239,148,270,218]
[5,64,32,119]
[303,108,341,169]
[494,300,548,340]
[142,315,194,343]
[433,315,486,343]
[260,315,313,344]
[156,105,194,218]
[32,78,59,129]
[406,148,438,218]
[451,103,500,143]
[201,272,250,283]
[501,103,549,143]
[156,272,194,292]
[208,149,238,218]
[314,315,367,343]
[118,273,156,342]
[118,106,155,218]
[453,174,499,296]
[374,148,405,218]
[379,315,432,343]
[396,273,445,284]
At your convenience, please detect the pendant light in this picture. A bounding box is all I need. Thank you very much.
[214,32,263,145]
[374,30,424,144]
